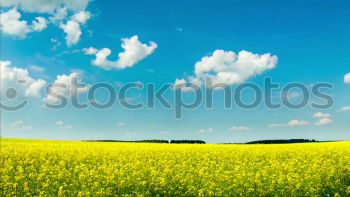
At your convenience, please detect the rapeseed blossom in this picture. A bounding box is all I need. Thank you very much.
[1,139,349,196]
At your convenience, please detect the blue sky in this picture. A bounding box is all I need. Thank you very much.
[1,0,350,143]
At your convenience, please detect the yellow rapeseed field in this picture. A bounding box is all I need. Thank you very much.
[1,138,350,196]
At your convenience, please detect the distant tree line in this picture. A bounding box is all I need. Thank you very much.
[84,140,169,143]
[84,139,206,144]
[84,139,319,144]
[246,139,318,144]
[170,140,206,144]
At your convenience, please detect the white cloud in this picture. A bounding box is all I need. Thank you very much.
[71,11,91,24]
[313,112,331,119]
[229,126,252,131]
[83,47,98,55]
[173,78,196,91]
[49,7,67,24]
[175,50,277,90]
[60,21,81,46]
[268,123,286,128]
[44,72,89,103]
[0,8,48,37]
[55,121,72,129]
[1,0,92,45]
[1,60,46,98]
[84,35,158,70]
[338,106,350,112]
[1,0,90,13]
[32,17,47,31]
[29,65,45,73]
[0,8,30,37]
[25,80,47,97]
[174,78,187,88]
[10,120,32,130]
[313,112,332,126]
[345,73,350,83]
[269,120,310,128]
[198,127,215,133]
[116,36,157,69]
[50,38,62,50]
[315,118,333,126]
[116,122,125,127]
[11,120,24,127]
[60,11,90,46]
[55,121,64,126]
[288,120,310,127]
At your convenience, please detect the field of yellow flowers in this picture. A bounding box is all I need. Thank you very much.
[1,138,350,196]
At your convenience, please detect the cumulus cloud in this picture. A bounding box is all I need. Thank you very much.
[1,0,92,46]
[1,0,90,13]
[49,7,67,24]
[288,120,310,127]
[44,72,89,103]
[53,9,91,46]
[0,8,48,37]
[229,126,252,131]
[60,11,91,46]
[338,106,350,112]
[84,35,158,70]
[269,120,310,128]
[313,112,331,118]
[25,80,47,98]
[70,11,90,24]
[315,118,333,126]
[345,73,350,83]
[0,8,30,37]
[1,60,46,98]
[60,21,81,46]
[174,50,277,90]
[32,17,47,31]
